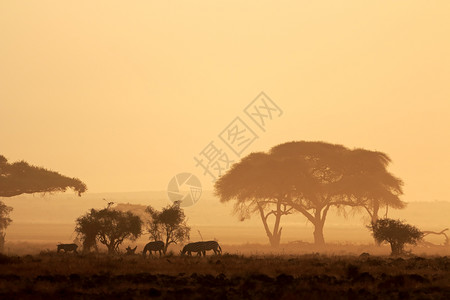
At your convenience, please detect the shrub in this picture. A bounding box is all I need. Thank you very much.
[368,218,423,256]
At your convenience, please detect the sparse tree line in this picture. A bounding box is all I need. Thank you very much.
[37,201,223,257]
[73,200,218,256]
[0,155,211,256]
[0,141,448,257]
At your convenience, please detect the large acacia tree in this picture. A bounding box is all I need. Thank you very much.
[215,141,404,245]
[0,155,87,250]
[214,152,300,247]
[338,149,405,224]
[0,155,87,197]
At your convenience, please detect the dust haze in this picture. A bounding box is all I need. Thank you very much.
[1,1,449,299]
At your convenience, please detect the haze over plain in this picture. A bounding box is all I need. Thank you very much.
[1,1,449,205]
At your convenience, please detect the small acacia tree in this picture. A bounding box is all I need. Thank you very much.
[0,201,13,252]
[145,201,190,254]
[369,218,423,256]
[75,210,100,253]
[75,208,142,254]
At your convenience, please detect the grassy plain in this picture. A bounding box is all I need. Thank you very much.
[0,243,449,299]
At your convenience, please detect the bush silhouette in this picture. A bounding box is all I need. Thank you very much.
[369,218,423,256]
[76,208,142,254]
[145,201,190,254]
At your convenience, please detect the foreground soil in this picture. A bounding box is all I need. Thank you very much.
[0,253,449,299]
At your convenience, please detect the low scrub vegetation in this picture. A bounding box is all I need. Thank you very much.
[0,249,449,299]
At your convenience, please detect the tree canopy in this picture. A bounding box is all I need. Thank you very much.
[214,152,296,247]
[0,155,87,197]
[337,148,405,223]
[0,201,12,233]
[215,141,405,245]
[75,207,142,254]
[369,218,423,256]
[146,201,190,254]
[0,200,13,252]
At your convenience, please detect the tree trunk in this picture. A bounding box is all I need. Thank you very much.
[164,237,169,254]
[370,200,380,245]
[0,232,5,253]
[313,222,325,245]
[372,200,380,224]
[312,207,327,246]
[107,242,116,255]
[269,228,282,247]
[83,236,98,253]
[257,202,283,248]
[390,242,403,256]
[270,202,283,247]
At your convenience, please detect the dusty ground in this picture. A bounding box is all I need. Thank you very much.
[0,247,449,299]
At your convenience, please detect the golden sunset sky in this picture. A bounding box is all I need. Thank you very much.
[1,1,449,204]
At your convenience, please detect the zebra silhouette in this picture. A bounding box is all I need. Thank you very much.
[181,241,222,256]
[143,241,164,257]
[180,242,204,256]
[57,243,78,253]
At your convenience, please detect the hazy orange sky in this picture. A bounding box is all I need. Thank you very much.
[1,1,449,203]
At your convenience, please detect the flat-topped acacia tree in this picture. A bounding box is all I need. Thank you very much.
[339,149,405,224]
[214,152,299,247]
[0,155,87,197]
[215,141,404,245]
[0,154,86,251]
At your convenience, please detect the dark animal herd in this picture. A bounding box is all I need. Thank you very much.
[56,241,222,256]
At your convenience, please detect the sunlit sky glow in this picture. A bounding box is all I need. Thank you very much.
[1,1,449,203]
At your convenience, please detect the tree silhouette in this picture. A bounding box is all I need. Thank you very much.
[214,152,295,247]
[0,201,12,252]
[0,155,86,251]
[0,202,12,233]
[339,149,405,224]
[75,209,100,253]
[422,228,449,246]
[114,203,150,224]
[369,218,423,256]
[145,201,190,254]
[75,208,142,254]
[215,141,404,245]
[0,155,87,197]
